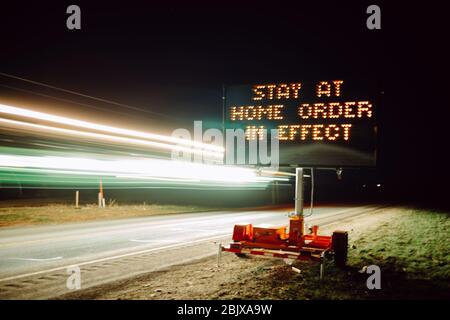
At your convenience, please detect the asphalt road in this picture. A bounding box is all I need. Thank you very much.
[0,204,384,299]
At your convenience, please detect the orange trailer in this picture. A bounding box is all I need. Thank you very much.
[220,168,348,278]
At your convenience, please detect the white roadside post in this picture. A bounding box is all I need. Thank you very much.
[98,192,102,208]
[75,190,79,208]
[216,242,222,267]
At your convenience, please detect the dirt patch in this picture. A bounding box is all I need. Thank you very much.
[60,207,450,300]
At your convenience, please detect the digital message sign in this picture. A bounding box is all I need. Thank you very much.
[225,80,378,167]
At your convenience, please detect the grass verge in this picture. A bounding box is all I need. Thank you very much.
[0,203,221,228]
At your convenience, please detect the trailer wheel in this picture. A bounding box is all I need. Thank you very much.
[235,253,248,258]
[332,231,348,268]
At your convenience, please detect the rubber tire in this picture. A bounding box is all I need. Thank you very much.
[235,253,248,258]
[332,231,348,268]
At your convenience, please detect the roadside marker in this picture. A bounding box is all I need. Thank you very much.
[216,241,222,267]
[98,178,105,208]
[75,190,79,209]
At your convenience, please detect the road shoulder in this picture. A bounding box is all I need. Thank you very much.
[59,207,450,300]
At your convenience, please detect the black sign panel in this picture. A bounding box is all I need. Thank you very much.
[225,80,378,167]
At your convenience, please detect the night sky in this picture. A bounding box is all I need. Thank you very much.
[0,1,448,206]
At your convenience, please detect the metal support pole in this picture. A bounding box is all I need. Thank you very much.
[222,84,226,134]
[272,181,279,205]
[294,168,304,216]
[275,180,279,203]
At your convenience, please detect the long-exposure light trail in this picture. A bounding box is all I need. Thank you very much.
[0,117,222,158]
[0,103,224,152]
[0,103,288,189]
[0,154,266,183]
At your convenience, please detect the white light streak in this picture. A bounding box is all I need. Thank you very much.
[0,103,224,152]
